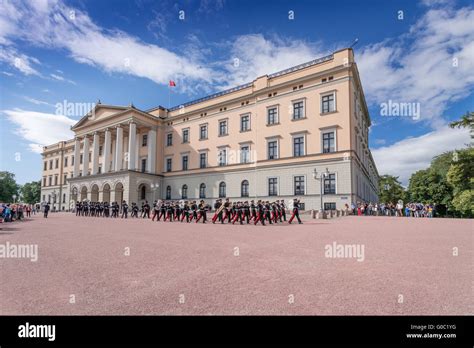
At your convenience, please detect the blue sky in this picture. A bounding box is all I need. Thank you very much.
[0,0,473,185]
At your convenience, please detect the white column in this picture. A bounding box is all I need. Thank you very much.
[73,138,80,177]
[115,125,123,171]
[147,127,157,173]
[128,122,137,170]
[111,139,116,171]
[135,135,139,170]
[82,136,90,176]
[103,128,111,173]
[91,132,100,175]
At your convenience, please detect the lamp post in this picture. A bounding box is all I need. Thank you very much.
[150,183,159,203]
[312,167,330,219]
[52,190,57,212]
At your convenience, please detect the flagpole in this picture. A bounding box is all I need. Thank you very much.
[168,84,170,109]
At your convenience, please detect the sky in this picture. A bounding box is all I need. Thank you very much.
[0,0,473,185]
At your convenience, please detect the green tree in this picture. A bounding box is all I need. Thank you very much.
[446,148,474,217]
[0,171,20,202]
[449,111,473,139]
[20,180,41,204]
[378,175,405,203]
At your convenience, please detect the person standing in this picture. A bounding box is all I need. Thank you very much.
[143,201,150,219]
[121,200,129,219]
[288,198,302,224]
[43,202,50,218]
[196,200,208,223]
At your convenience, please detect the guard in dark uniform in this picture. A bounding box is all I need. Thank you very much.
[253,200,265,225]
[288,198,302,224]
[143,201,150,219]
[43,202,50,218]
[196,200,208,223]
[121,200,129,219]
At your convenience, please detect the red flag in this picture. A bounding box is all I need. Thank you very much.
[169,80,176,87]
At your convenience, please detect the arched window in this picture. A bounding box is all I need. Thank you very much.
[241,180,249,197]
[166,186,171,200]
[140,185,146,200]
[181,184,188,199]
[219,182,226,198]
[199,183,206,198]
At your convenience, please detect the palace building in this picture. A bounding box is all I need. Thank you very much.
[40,48,379,211]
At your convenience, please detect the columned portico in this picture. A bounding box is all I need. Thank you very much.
[82,136,90,177]
[115,125,123,171]
[103,128,112,173]
[91,132,100,175]
[128,122,137,170]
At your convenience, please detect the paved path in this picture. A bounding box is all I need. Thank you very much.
[0,213,472,315]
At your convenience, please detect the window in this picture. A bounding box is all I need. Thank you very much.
[64,157,68,167]
[324,173,336,194]
[181,185,188,199]
[322,93,335,113]
[199,152,207,168]
[182,129,189,143]
[324,202,336,211]
[241,180,249,197]
[166,158,172,172]
[218,148,227,166]
[63,193,66,203]
[294,176,305,195]
[42,195,45,201]
[268,140,278,160]
[200,125,208,140]
[80,154,83,164]
[63,174,67,184]
[267,107,278,125]
[240,145,250,163]
[268,178,278,196]
[166,133,173,146]
[182,155,188,171]
[293,101,304,120]
[219,120,228,136]
[219,182,226,198]
[142,134,148,146]
[44,162,47,170]
[99,146,103,156]
[140,186,146,200]
[49,160,53,169]
[141,158,147,173]
[55,159,59,169]
[54,176,58,185]
[71,156,74,165]
[43,177,46,186]
[166,186,171,200]
[89,153,91,162]
[240,114,250,132]
[98,166,102,174]
[199,183,206,198]
[293,136,304,157]
[322,131,335,153]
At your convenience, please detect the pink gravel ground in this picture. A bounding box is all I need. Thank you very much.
[0,212,472,315]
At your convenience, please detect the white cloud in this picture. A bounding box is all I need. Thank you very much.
[0,0,218,91]
[23,96,54,107]
[1,71,13,76]
[0,46,41,76]
[372,127,471,185]
[220,34,326,89]
[2,108,76,153]
[357,6,474,126]
[50,73,76,85]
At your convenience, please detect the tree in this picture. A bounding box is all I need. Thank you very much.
[378,175,405,203]
[0,171,20,202]
[20,180,41,204]
[449,111,473,139]
[446,148,474,217]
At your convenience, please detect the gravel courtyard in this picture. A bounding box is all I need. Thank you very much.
[0,213,472,315]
